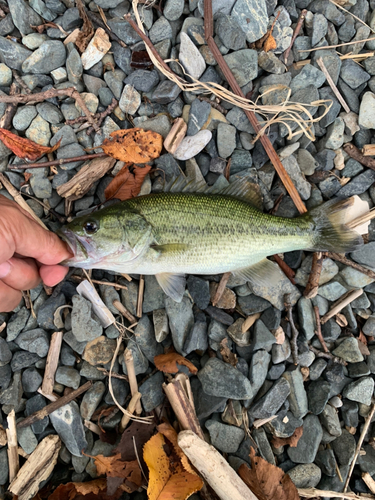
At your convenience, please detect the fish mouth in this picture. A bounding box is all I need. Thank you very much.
[57,228,92,265]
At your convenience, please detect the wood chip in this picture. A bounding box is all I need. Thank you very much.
[163,118,187,154]
[9,435,61,500]
[6,410,19,482]
[81,27,111,70]
[41,331,63,396]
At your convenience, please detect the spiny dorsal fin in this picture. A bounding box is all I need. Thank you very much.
[164,174,263,210]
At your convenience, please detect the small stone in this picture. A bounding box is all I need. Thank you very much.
[198,357,253,399]
[55,366,81,389]
[258,51,286,74]
[205,420,244,453]
[227,318,250,347]
[252,320,276,351]
[342,376,374,405]
[138,114,172,139]
[7,307,30,341]
[217,123,236,158]
[165,296,194,355]
[231,0,268,43]
[122,338,148,376]
[186,275,210,309]
[340,60,370,90]
[0,449,9,485]
[142,275,165,313]
[288,414,323,463]
[187,98,211,136]
[13,106,38,131]
[282,368,308,418]
[331,429,356,465]
[282,155,311,200]
[26,115,51,147]
[222,49,258,87]
[215,14,246,50]
[17,425,38,455]
[174,129,212,161]
[0,36,31,71]
[0,337,11,366]
[149,16,172,44]
[248,349,271,400]
[25,394,49,433]
[71,295,103,342]
[332,337,364,363]
[21,367,42,392]
[36,102,63,124]
[358,92,375,129]
[320,403,342,437]
[134,314,163,362]
[50,67,67,84]
[272,337,292,364]
[0,63,11,86]
[179,32,206,80]
[124,69,159,93]
[14,328,49,357]
[80,381,105,419]
[83,336,117,366]
[290,64,325,93]
[22,40,66,74]
[318,281,348,301]
[163,0,184,20]
[248,377,290,418]
[315,448,336,476]
[7,0,42,35]
[307,380,331,415]
[139,371,164,412]
[50,402,88,456]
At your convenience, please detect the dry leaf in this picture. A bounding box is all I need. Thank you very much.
[144,432,204,500]
[359,330,368,346]
[101,128,163,164]
[157,422,196,476]
[104,163,152,201]
[219,338,238,367]
[238,448,300,500]
[154,353,198,375]
[0,128,61,161]
[92,454,142,495]
[75,0,94,52]
[264,34,277,52]
[48,479,122,500]
[271,426,303,449]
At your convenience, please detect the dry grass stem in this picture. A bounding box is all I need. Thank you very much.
[252,415,277,428]
[329,0,375,34]
[123,348,142,416]
[71,275,129,290]
[347,206,375,230]
[113,299,137,324]
[316,57,350,113]
[119,392,142,431]
[136,275,144,318]
[299,36,375,52]
[298,488,370,499]
[41,331,63,396]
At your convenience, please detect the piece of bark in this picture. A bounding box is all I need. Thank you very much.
[41,331,63,396]
[81,27,111,70]
[362,144,375,156]
[77,280,116,328]
[178,430,259,500]
[0,424,6,446]
[9,435,61,500]
[304,252,325,299]
[163,118,187,154]
[6,410,19,482]
[56,156,115,200]
[343,143,375,170]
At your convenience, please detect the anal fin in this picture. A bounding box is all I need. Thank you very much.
[155,272,186,302]
[232,259,283,287]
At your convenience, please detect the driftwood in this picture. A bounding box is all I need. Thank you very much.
[178,430,259,500]
[9,434,61,500]
[41,331,63,396]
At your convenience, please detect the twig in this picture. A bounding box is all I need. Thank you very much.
[70,275,129,290]
[0,173,48,229]
[96,367,128,381]
[0,322,5,334]
[316,58,350,113]
[87,10,127,48]
[309,345,347,365]
[313,305,329,352]
[272,254,296,283]
[41,331,63,396]
[202,0,307,215]
[86,98,118,135]
[253,415,277,428]
[362,472,375,494]
[17,381,92,429]
[328,252,375,280]
[197,95,228,114]
[136,275,144,318]
[343,143,375,171]
[320,289,363,324]
[11,70,32,94]
[298,488,369,499]
[285,294,299,365]
[299,36,375,52]
[304,252,325,299]
[9,152,108,169]
[344,403,375,492]
[0,83,19,130]
[119,392,142,432]
[123,348,142,416]
[283,9,307,63]
[112,299,137,324]
[212,272,231,307]
[6,410,19,482]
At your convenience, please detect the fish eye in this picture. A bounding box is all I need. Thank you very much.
[83,221,98,235]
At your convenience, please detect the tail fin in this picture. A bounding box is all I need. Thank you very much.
[305,198,363,253]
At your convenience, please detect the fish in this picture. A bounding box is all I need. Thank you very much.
[59,176,362,302]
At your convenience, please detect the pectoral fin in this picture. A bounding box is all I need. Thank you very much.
[232,258,283,287]
[156,272,186,302]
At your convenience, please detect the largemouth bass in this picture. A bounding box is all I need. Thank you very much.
[59,176,362,302]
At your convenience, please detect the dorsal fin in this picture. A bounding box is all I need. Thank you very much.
[164,174,263,210]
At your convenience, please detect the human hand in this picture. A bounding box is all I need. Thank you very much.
[0,195,72,312]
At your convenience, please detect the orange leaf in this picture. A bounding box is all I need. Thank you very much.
[157,422,197,476]
[144,433,171,500]
[101,128,163,164]
[48,479,122,500]
[154,353,198,375]
[93,454,141,485]
[238,448,299,500]
[158,471,204,500]
[264,34,277,52]
[104,163,152,201]
[0,128,61,161]
[271,426,303,449]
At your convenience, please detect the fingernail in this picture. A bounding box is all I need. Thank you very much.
[0,261,11,279]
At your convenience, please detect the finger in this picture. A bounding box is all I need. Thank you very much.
[39,265,69,287]
[0,281,22,312]
[0,198,72,265]
[0,257,41,291]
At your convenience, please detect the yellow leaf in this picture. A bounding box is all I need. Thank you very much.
[144,433,171,500]
[158,471,204,500]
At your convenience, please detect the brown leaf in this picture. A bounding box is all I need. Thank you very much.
[271,426,303,449]
[264,34,277,52]
[0,128,61,161]
[92,454,142,495]
[104,163,152,201]
[154,353,198,375]
[114,419,155,474]
[101,128,163,164]
[47,479,123,500]
[238,448,300,500]
[219,338,238,367]
[157,422,197,476]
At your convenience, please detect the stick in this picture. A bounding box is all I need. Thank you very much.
[344,403,375,492]
[112,299,137,324]
[313,305,329,353]
[0,173,48,229]
[316,57,350,113]
[136,275,144,318]
[344,143,375,171]
[299,36,375,53]
[87,10,127,47]
[362,473,375,494]
[362,144,375,156]
[178,430,259,500]
[283,9,307,63]
[9,152,107,170]
[320,289,363,324]
[212,272,231,307]
[12,70,32,94]
[6,410,19,482]
[123,348,142,415]
[96,367,128,381]
[17,381,92,429]
[309,345,347,365]
[70,275,129,290]
[285,294,299,365]
[253,415,278,428]
[119,392,142,431]
[272,254,296,283]
[304,252,325,299]
[41,331,63,396]
[0,83,19,130]
[197,95,228,114]
[298,488,369,499]
[327,252,375,280]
